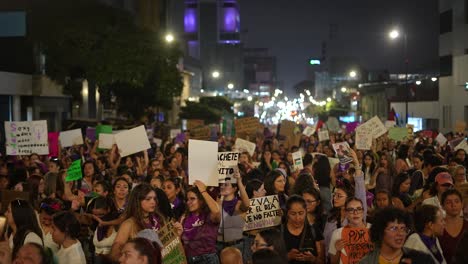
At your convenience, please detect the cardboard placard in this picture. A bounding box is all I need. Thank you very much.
[59,128,84,147]
[65,159,82,182]
[355,128,372,150]
[358,116,387,139]
[279,120,296,137]
[234,117,260,136]
[48,132,59,157]
[244,195,282,231]
[332,142,353,164]
[455,139,468,153]
[340,227,374,264]
[303,126,316,137]
[98,134,115,149]
[170,129,181,139]
[435,133,447,146]
[234,138,256,157]
[292,151,303,171]
[218,152,240,183]
[406,124,414,140]
[188,139,219,186]
[86,127,96,141]
[388,127,408,141]
[384,120,397,128]
[114,125,151,157]
[318,130,330,142]
[5,120,49,155]
[159,222,187,264]
[95,125,112,138]
[187,119,205,131]
[326,117,340,132]
[190,126,211,140]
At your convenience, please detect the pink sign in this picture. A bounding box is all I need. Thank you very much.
[48,132,59,157]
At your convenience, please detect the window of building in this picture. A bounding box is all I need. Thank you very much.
[440,55,453,77]
[440,9,453,34]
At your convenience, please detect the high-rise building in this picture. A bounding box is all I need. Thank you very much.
[243,48,277,98]
[438,0,468,131]
[183,0,243,94]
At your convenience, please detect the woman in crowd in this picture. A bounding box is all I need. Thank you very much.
[89,196,118,264]
[370,152,396,193]
[423,171,453,211]
[405,204,446,263]
[395,144,411,174]
[282,195,324,264]
[409,154,425,195]
[302,187,326,235]
[181,180,220,264]
[251,229,288,262]
[328,197,372,264]
[162,177,186,220]
[119,237,162,264]
[361,152,377,190]
[110,183,170,261]
[52,211,86,263]
[264,170,288,210]
[360,207,434,263]
[438,189,468,263]
[26,175,46,209]
[391,173,413,209]
[38,198,62,254]
[312,155,332,213]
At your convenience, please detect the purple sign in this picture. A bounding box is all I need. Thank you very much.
[346,122,360,134]
[86,127,96,141]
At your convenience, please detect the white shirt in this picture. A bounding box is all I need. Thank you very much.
[9,232,43,249]
[404,233,446,264]
[93,228,117,254]
[56,240,86,264]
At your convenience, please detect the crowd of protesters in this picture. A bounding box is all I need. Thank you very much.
[0,120,467,264]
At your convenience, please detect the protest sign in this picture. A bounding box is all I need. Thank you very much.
[326,117,340,132]
[332,142,353,164]
[170,129,181,139]
[175,133,186,144]
[346,122,360,134]
[318,130,329,142]
[455,120,466,134]
[406,124,414,140]
[59,129,84,147]
[292,151,303,171]
[188,139,219,186]
[5,120,49,155]
[65,159,82,182]
[0,190,29,214]
[114,125,151,157]
[449,137,465,150]
[190,126,211,140]
[303,126,316,137]
[48,132,59,157]
[234,117,260,136]
[159,221,187,264]
[218,152,240,182]
[187,119,204,131]
[98,134,115,149]
[95,125,112,138]
[86,127,96,141]
[146,129,154,140]
[340,227,373,264]
[153,138,162,146]
[435,133,447,146]
[234,138,256,157]
[384,120,397,128]
[358,116,387,139]
[355,128,372,150]
[388,127,407,141]
[244,195,282,231]
[279,120,296,137]
[455,139,468,153]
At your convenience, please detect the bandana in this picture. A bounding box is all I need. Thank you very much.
[223,197,239,216]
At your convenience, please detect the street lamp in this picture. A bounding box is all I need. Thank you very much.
[212,71,220,78]
[389,28,408,124]
[349,71,357,78]
[227,83,234,89]
[165,33,174,43]
[341,87,347,93]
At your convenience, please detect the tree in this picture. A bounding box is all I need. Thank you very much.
[179,96,234,124]
[30,0,182,118]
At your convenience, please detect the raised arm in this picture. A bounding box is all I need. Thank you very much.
[194,180,221,223]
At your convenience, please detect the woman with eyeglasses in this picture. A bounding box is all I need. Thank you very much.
[360,207,434,264]
[251,229,288,262]
[404,204,446,263]
[5,199,44,259]
[282,195,324,264]
[328,197,372,264]
[302,187,326,236]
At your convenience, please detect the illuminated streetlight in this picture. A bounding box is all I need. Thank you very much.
[416,80,421,85]
[212,71,220,78]
[389,29,400,39]
[200,89,204,93]
[227,83,234,89]
[326,97,332,102]
[431,77,437,82]
[349,71,357,78]
[341,87,347,93]
[247,96,253,101]
[165,33,174,43]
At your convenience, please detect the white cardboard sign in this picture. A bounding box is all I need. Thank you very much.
[59,129,84,147]
[292,151,303,171]
[355,127,372,150]
[114,125,151,157]
[303,126,316,137]
[318,130,330,142]
[188,139,219,186]
[234,138,256,157]
[98,133,115,149]
[455,140,468,153]
[435,133,447,146]
[359,116,387,139]
[5,120,49,155]
[218,151,240,183]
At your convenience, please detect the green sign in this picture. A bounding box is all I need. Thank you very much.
[65,159,82,182]
[95,125,112,138]
[388,127,407,141]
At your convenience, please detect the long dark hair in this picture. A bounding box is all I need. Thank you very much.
[126,237,162,264]
[328,179,355,227]
[391,172,410,196]
[10,199,43,258]
[264,170,284,195]
[257,229,288,261]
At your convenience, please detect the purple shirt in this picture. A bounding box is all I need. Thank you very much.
[182,212,218,257]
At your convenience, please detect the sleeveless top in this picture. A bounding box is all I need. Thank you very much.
[93,228,117,254]
[217,207,245,242]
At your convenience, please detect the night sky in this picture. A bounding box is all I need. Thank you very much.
[240,0,439,94]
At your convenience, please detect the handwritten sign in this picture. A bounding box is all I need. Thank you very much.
[5,120,49,155]
[292,151,303,171]
[190,126,211,140]
[388,127,408,141]
[303,126,316,137]
[235,117,260,136]
[435,133,447,146]
[244,195,282,231]
[188,139,219,186]
[318,130,330,142]
[234,138,256,157]
[218,152,240,182]
[355,127,372,150]
[65,159,82,182]
[159,222,187,264]
[455,139,468,153]
[114,125,151,157]
[59,128,84,147]
[187,119,204,131]
[358,116,387,139]
[341,227,373,264]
